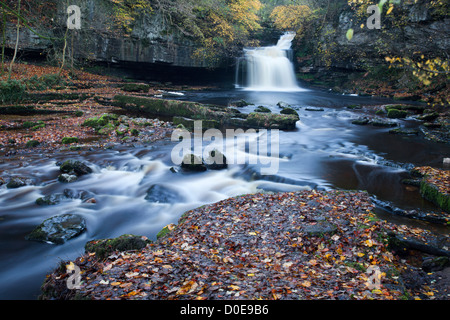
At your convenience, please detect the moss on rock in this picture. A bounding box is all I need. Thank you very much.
[85,234,152,260]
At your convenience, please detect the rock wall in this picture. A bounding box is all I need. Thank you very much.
[4,0,209,68]
[304,0,449,72]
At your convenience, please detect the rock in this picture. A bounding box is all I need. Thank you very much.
[280,107,298,115]
[303,221,337,237]
[389,128,419,135]
[58,173,78,183]
[352,117,370,125]
[121,83,150,93]
[145,184,182,203]
[181,154,207,172]
[63,189,96,202]
[61,137,79,144]
[6,177,27,189]
[26,140,40,148]
[36,194,66,206]
[371,118,397,127]
[230,100,252,108]
[418,112,439,121]
[276,101,291,109]
[60,160,93,176]
[387,109,408,119]
[254,106,271,113]
[305,107,324,112]
[25,214,86,244]
[85,234,151,260]
[204,149,227,170]
[422,256,450,272]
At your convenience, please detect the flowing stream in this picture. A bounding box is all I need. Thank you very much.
[1,33,449,299]
[1,87,449,299]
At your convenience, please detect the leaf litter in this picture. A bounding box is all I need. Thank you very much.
[41,189,449,300]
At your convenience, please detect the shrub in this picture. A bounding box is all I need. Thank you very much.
[0,80,26,104]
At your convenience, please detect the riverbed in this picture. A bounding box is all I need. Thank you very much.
[0,87,449,299]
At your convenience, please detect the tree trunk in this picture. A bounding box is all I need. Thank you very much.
[8,0,21,80]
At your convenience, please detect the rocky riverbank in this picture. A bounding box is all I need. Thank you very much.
[40,190,449,300]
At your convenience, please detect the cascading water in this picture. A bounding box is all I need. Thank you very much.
[236,32,306,92]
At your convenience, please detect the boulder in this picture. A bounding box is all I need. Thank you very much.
[145,184,183,203]
[25,214,86,244]
[204,149,227,170]
[58,173,78,183]
[181,154,207,172]
[59,160,93,176]
[6,177,28,189]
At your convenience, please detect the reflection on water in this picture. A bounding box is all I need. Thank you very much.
[1,88,449,299]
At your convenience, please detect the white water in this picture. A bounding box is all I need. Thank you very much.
[239,32,307,92]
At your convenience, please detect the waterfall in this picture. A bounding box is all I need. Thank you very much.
[236,32,306,92]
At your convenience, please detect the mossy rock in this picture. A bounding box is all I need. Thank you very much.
[230,99,252,108]
[60,160,93,176]
[280,107,297,115]
[352,118,370,125]
[85,234,151,260]
[121,83,150,93]
[181,154,207,172]
[389,128,419,135]
[6,177,27,189]
[26,140,40,148]
[254,106,271,113]
[25,214,86,245]
[387,109,408,119]
[61,137,79,144]
[204,149,227,170]
[420,180,450,213]
[418,112,439,121]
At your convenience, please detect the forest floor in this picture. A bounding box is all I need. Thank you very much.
[1,61,449,300]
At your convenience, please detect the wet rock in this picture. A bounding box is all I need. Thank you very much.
[230,100,252,108]
[6,177,27,189]
[371,118,397,127]
[36,194,66,206]
[276,101,291,109]
[25,214,86,244]
[305,107,324,112]
[352,117,370,125]
[418,112,439,122]
[389,128,419,135]
[58,173,78,183]
[181,154,207,172]
[145,184,182,203]
[280,107,298,115]
[204,149,227,170]
[254,106,271,113]
[387,109,408,119]
[60,160,93,176]
[422,256,450,272]
[85,234,151,260]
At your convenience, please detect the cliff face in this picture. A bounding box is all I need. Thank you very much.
[5,0,209,68]
[302,0,449,72]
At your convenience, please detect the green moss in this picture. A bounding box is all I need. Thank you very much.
[121,83,150,93]
[85,234,151,260]
[420,180,450,213]
[61,137,79,144]
[387,109,408,119]
[26,140,40,148]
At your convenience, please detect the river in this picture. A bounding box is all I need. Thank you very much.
[0,87,449,299]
